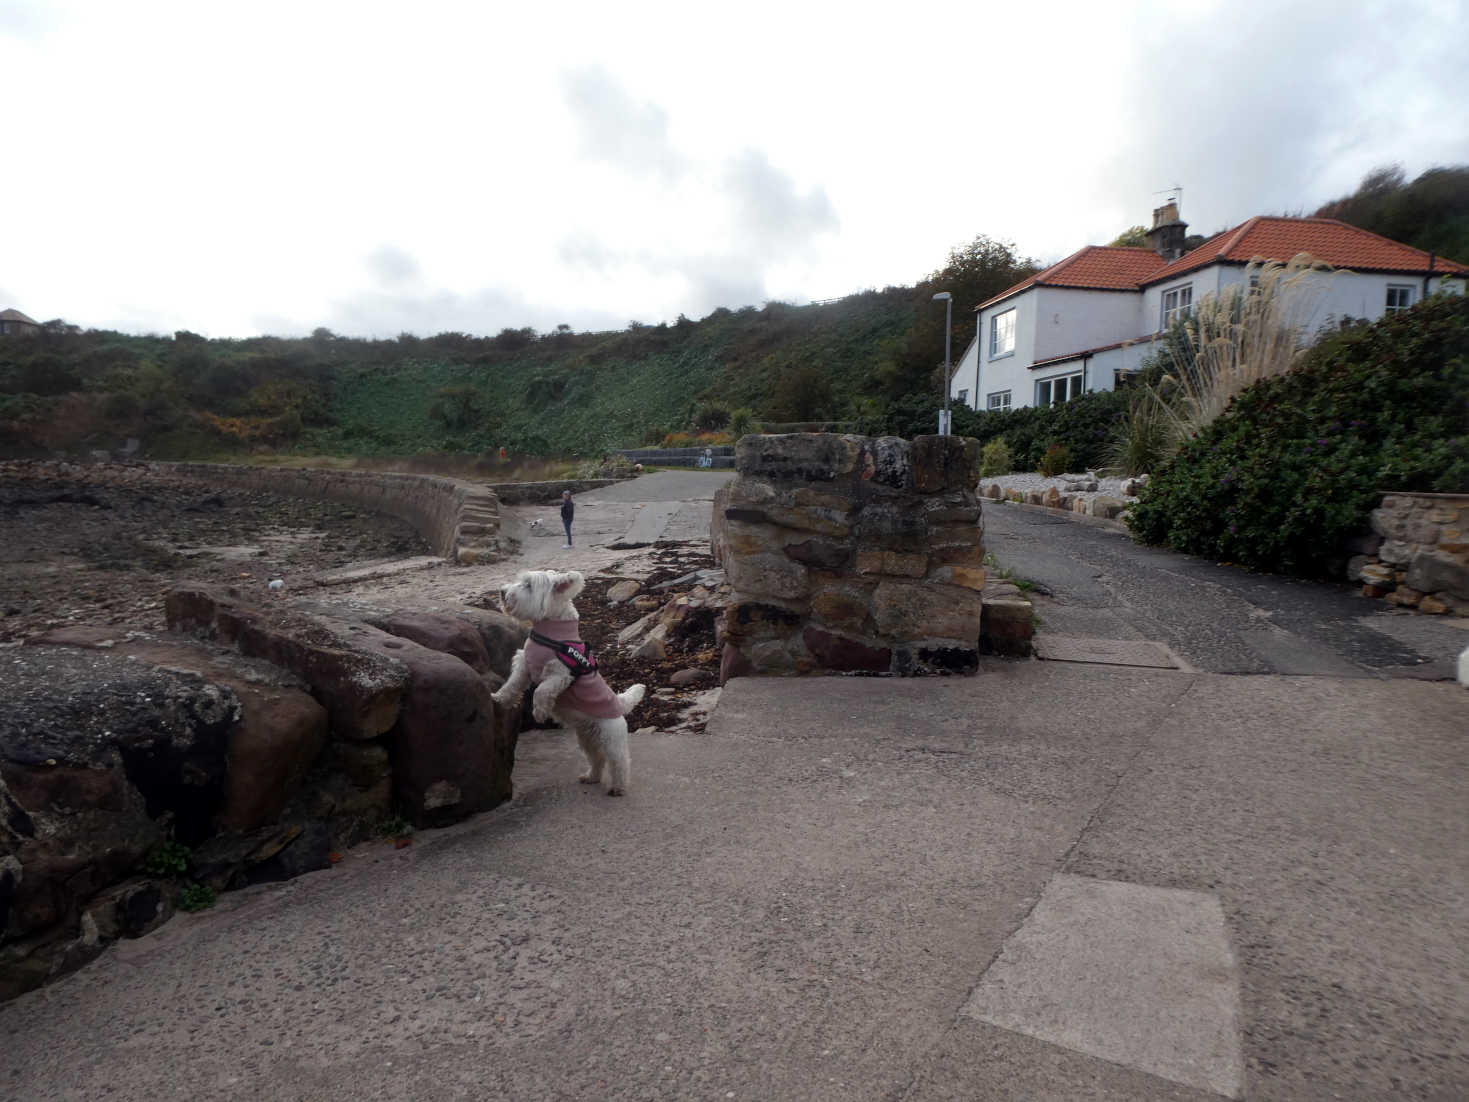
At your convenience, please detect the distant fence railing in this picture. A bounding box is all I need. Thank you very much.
[616,446,735,469]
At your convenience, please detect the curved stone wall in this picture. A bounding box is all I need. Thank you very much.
[155,463,506,563]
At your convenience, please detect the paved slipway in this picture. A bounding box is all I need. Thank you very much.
[3,473,1466,1101]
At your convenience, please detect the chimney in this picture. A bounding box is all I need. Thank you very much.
[1146,201,1189,261]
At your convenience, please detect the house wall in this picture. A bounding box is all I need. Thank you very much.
[951,335,980,409]
[972,290,1038,412]
[1031,287,1145,361]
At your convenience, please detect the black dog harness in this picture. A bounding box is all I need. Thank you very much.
[529,630,599,679]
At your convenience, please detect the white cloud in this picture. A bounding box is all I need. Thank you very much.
[1,0,1464,336]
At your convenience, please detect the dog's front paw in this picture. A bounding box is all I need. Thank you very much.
[490,688,515,708]
[532,701,555,723]
[578,774,600,785]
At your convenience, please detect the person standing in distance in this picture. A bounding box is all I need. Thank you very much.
[560,489,574,549]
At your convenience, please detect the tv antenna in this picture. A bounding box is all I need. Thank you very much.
[1154,184,1183,210]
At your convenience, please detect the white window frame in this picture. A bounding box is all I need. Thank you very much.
[989,308,1016,360]
[986,390,1011,412]
[956,388,968,405]
[1035,372,1084,408]
[1161,284,1193,329]
[1385,284,1414,313]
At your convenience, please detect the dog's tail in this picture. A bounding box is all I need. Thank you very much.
[618,683,646,714]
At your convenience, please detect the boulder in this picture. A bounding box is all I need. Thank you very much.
[0,646,240,1001]
[448,608,527,681]
[167,585,409,741]
[1089,496,1128,520]
[1405,550,1469,600]
[23,627,328,836]
[363,610,493,675]
[346,630,517,829]
[606,580,642,604]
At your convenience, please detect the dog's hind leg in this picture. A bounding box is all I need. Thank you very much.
[574,722,605,786]
[603,723,631,797]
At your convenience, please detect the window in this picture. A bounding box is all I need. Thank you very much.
[956,388,968,404]
[1161,284,1193,328]
[1385,285,1414,313]
[987,390,1011,411]
[1114,370,1137,388]
[989,308,1016,359]
[1036,372,1084,408]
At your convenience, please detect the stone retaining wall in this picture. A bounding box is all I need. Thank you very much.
[489,478,624,505]
[156,463,506,563]
[713,433,999,678]
[1348,492,1469,614]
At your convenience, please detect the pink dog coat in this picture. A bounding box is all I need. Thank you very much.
[525,619,628,719]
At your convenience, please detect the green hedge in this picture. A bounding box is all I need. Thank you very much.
[878,388,1130,471]
[1127,294,1469,576]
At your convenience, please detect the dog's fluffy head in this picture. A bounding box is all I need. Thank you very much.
[499,569,585,623]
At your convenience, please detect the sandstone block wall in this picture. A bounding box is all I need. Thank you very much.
[714,434,988,678]
[1349,492,1469,614]
[157,463,506,563]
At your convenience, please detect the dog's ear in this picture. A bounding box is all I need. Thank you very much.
[552,570,585,594]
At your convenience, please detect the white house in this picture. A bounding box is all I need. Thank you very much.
[948,203,1469,412]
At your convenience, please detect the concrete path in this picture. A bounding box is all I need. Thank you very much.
[4,665,1465,1100]
[984,503,1469,680]
[4,472,1466,1100]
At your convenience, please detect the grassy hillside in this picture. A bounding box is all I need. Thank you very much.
[2,230,1040,459]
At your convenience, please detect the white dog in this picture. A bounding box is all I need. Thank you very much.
[491,569,645,796]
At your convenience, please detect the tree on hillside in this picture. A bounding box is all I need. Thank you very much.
[1314,164,1469,261]
[881,234,1038,398]
[1109,225,1149,248]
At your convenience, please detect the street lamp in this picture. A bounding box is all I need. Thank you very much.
[933,291,953,435]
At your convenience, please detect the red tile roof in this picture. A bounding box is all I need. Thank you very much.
[976,246,1166,311]
[1140,216,1468,286]
[975,218,1468,311]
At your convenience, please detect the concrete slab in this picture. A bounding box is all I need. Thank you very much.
[1034,635,1181,669]
[963,874,1244,1098]
[311,555,444,587]
[607,501,682,548]
[907,1018,1221,1101]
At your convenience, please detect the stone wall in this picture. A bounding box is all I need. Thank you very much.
[714,433,993,678]
[156,463,506,563]
[489,478,624,505]
[1349,492,1469,614]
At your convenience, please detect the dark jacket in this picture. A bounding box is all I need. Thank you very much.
[560,497,574,522]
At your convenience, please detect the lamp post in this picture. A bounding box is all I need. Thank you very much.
[933,291,953,435]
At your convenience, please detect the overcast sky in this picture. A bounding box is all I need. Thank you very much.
[3,0,1465,338]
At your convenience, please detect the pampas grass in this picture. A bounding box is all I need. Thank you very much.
[1153,255,1336,440]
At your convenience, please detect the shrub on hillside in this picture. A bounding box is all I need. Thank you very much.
[1128,294,1469,576]
[728,407,757,439]
[980,437,1012,477]
[690,401,731,431]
